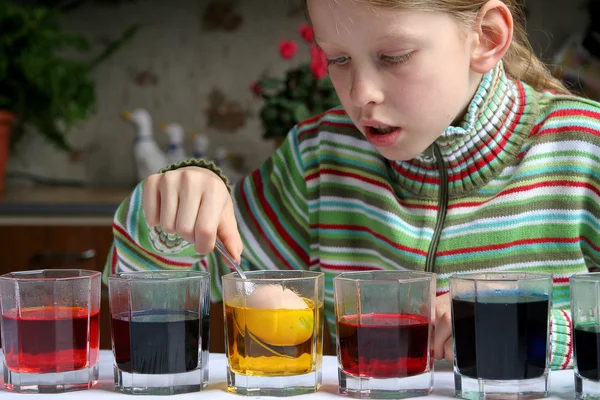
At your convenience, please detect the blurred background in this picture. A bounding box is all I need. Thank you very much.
[0,0,597,351]
[0,0,597,189]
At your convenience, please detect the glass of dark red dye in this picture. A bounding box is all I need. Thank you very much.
[107,270,210,395]
[450,272,553,400]
[0,269,101,393]
[334,271,435,399]
[571,272,600,399]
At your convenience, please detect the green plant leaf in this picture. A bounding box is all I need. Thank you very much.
[280,110,293,124]
[88,23,139,70]
[290,86,309,100]
[317,76,334,90]
[260,104,279,124]
[0,55,7,82]
[292,103,311,122]
[278,98,296,111]
[257,77,282,90]
[0,1,136,152]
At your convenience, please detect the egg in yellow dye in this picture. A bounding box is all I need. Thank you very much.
[235,285,314,346]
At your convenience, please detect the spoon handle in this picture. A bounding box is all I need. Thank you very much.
[215,238,247,279]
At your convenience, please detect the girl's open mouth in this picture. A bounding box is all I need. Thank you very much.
[368,126,398,135]
[364,126,402,147]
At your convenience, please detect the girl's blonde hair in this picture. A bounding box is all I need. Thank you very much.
[303,0,570,95]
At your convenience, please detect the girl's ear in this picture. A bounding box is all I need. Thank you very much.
[470,0,514,74]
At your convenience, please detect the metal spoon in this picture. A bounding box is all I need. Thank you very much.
[215,237,247,279]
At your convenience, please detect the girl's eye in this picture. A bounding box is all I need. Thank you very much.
[327,56,350,66]
[381,52,413,65]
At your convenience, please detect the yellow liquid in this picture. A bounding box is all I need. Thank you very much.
[225,300,323,376]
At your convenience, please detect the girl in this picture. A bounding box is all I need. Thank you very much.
[104,0,600,370]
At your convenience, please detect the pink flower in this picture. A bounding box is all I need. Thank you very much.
[279,40,298,60]
[311,61,327,79]
[299,24,314,43]
[310,44,328,79]
[249,81,262,97]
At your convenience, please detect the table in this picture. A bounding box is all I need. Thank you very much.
[1,351,576,399]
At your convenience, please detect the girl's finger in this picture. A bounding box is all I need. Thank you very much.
[444,337,454,362]
[175,184,202,244]
[217,198,243,264]
[193,190,229,254]
[434,311,452,360]
[159,175,180,234]
[142,176,161,227]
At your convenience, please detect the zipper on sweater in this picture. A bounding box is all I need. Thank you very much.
[425,143,449,273]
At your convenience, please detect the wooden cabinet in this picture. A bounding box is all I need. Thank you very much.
[0,224,114,273]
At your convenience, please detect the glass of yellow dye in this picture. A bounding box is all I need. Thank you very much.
[222,270,324,396]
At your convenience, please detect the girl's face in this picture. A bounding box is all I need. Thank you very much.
[308,0,481,161]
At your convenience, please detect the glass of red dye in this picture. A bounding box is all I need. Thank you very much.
[108,270,210,395]
[334,271,435,398]
[0,269,101,393]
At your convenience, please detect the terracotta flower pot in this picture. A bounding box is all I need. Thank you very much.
[0,111,15,194]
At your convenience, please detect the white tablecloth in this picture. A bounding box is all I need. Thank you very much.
[1,351,576,399]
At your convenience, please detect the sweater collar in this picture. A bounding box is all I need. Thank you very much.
[388,61,533,199]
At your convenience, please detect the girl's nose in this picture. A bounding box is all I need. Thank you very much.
[349,67,385,108]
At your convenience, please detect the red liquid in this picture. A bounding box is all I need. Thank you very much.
[337,313,430,378]
[1,306,100,373]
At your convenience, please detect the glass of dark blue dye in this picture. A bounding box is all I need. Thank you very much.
[571,273,600,400]
[107,271,210,395]
[450,272,553,400]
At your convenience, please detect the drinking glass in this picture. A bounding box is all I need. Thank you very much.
[334,271,435,398]
[450,272,553,400]
[222,270,324,396]
[108,270,210,395]
[0,269,101,393]
[571,272,600,399]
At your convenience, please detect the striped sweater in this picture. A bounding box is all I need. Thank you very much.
[103,62,600,370]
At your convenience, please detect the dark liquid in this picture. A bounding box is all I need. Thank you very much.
[111,310,201,375]
[574,324,600,380]
[453,296,549,380]
[337,313,429,378]
[1,306,100,373]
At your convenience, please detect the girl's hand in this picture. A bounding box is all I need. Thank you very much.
[434,293,454,362]
[142,167,243,262]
